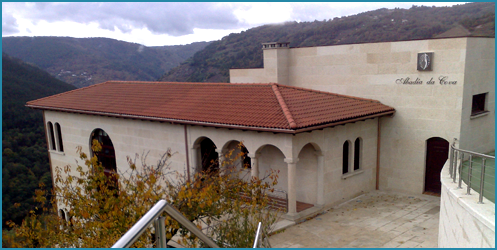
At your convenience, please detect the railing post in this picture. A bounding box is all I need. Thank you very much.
[458,152,464,189]
[478,158,486,204]
[466,155,472,195]
[449,145,454,178]
[155,217,167,248]
[451,151,459,182]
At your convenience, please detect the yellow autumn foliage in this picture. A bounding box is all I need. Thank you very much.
[3,141,280,248]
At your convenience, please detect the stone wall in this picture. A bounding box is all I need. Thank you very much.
[438,161,495,247]
[231,37,495,194]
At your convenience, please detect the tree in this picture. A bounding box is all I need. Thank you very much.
[2,141,281,248]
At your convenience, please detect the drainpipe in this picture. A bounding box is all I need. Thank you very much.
[376,117,381,190]
[184,125,190,182]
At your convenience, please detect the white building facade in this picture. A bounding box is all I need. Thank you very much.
[231,37,495,195]
[30,36,494,222]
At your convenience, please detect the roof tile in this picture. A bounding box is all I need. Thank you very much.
[26,81,395,133]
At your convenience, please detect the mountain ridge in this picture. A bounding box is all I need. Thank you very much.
[160,2,495,83]
[2,36,211,88]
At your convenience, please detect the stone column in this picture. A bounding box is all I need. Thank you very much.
[248,153,260,179]
[191,145,200,175]
[285,157,299,215]
[316,152,324,207]
[216,149,225,174]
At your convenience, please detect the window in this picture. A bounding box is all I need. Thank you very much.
[354,138,361,171]
[241,145,251,169]
[55,123,64,152]
[343,141,350,174]
[47,122,56,150]
[471,93,488,116]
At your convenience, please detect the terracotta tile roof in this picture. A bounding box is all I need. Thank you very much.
[26,81,395,133]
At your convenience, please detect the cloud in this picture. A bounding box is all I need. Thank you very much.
[4,2,242,36]
[2,11,19,35]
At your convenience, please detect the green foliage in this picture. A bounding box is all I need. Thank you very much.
[2,37,211,88]
[3,142,280,248]
[2,53,76,229]
[160,2,495,83]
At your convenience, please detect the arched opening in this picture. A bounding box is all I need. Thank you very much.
[354,137,362,171]
[55,123,64,152]
[199,138,219,174]
[47,122,56,150]
[343,141,350,174]
[424,137,449,194]
[256,144,287,190]
[90,129,117,187]
[296,143,319,205]
[59,209,66,221]
[222,140,251,170]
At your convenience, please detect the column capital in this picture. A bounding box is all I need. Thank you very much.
[247,153,261,159]
[284,158,299,164]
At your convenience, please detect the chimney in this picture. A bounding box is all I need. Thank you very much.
[261,42,290,86]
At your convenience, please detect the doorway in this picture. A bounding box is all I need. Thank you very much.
[424,137,449,194]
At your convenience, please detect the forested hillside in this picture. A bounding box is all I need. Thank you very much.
[160,2,495,83]
[2,53,76,228]
[2,37,210,88]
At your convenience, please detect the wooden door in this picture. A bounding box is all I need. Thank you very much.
[424,137,449,193]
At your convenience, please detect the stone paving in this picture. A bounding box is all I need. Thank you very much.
[269,191,441,248]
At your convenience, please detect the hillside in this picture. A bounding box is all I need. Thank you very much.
[160,2,495,83]
[2,37,210,88]
[2,53,76,228]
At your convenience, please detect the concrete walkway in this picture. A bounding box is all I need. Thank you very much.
[269,191,441,248]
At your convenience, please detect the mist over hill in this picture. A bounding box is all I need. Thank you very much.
[160,2,494,83]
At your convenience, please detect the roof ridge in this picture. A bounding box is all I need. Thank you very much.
[26,81,110,105]
[271,83,297,129]
[106,81,276,87]
[276,83,382,103]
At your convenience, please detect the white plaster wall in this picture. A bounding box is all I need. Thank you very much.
[459,37,495,154]
[439,161,495,248]
[258,145,288,192]
[229,68,267,83]
[230,37,497,194]
[44,111,187,176]
[292,118,379,207]
[296,144,318,204]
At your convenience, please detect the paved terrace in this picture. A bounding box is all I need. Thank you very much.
[269,191,441,248]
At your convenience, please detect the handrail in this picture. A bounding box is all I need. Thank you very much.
[253,222,262,248]
[112,200,220,248]
[268,188,288,213]
[449,142,495,204]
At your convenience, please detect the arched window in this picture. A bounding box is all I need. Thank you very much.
[47,122,56,150]
[90,129,118,191]
[343,141,350,174]
[354,138,361,171]
[200,138,219,174]
[55,123,64,152]
[90,129,117,172]
[241,145,251,169]
[59,209,66,221]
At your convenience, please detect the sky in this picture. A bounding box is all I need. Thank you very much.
[2,2,466,47]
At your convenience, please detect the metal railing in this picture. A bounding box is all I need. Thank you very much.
[238,188,288,213]
[266,188,288,213]
[449,142,495,204]
[112,200,219,248]
[252,221,272,248]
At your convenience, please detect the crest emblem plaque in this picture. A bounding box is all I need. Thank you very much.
[417,52,433,71]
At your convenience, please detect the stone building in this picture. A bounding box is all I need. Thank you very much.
[27,36,494,221]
